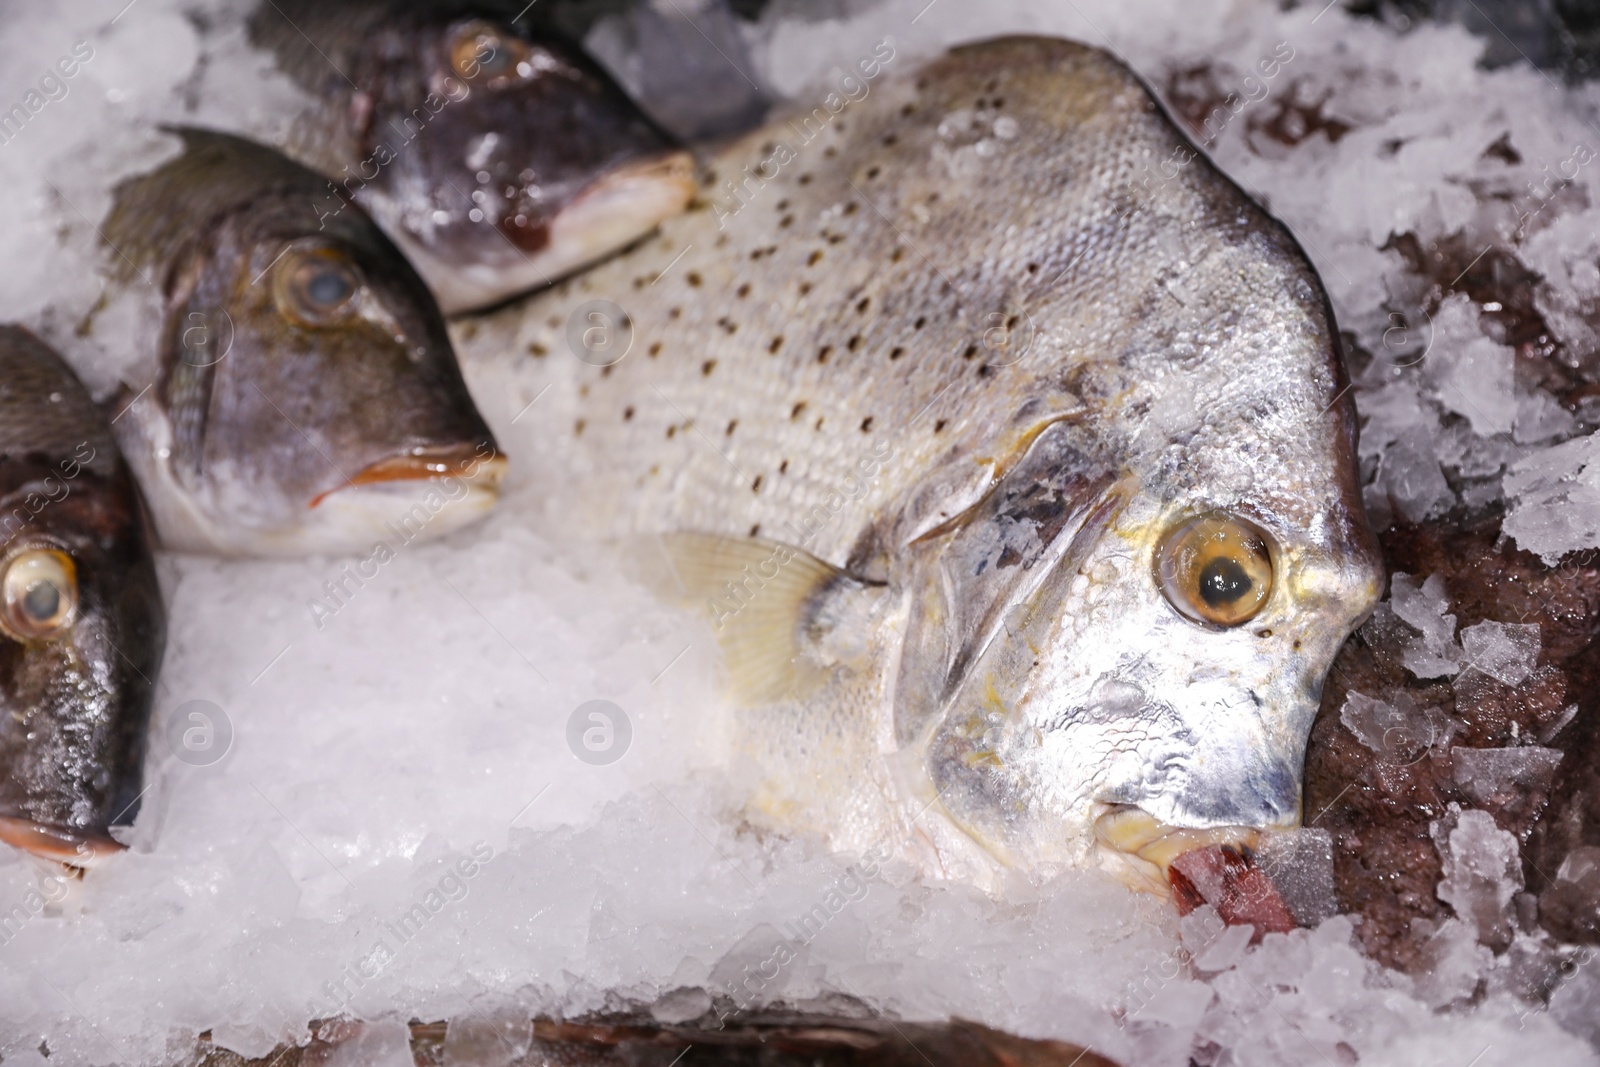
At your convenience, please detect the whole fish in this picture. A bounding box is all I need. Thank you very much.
[0,327,164,867]
[249,0,698,314]
[102,129,504,558]
[462,36,1384,893]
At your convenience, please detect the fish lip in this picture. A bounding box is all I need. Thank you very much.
[541,149,697,256]
[0,815,124,869]
[565,149,698,214]
[309,447,507,508]
[1091,802,1264,898]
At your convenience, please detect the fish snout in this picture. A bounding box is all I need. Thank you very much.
[0,815,124,868]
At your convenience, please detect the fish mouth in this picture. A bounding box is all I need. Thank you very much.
[311,447,507,509]
[1092,803,1262,898]
[0,815,124,868]
[546,149,697,260]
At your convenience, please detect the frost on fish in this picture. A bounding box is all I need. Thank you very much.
[465,35,1384,893]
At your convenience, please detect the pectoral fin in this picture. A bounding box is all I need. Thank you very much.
[655,532,883,706]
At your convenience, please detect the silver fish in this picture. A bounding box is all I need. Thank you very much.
[462,36,1383,891]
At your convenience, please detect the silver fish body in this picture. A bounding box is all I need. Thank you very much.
[462,37,1383,888]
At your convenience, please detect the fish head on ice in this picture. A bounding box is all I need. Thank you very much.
[105,130,504,557]
[0,328,163,868]
[883,42,1386,891]
[911,307,1385,893]
[252,0,697,313]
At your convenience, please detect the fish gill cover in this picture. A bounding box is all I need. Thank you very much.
[0,1,1598,1066]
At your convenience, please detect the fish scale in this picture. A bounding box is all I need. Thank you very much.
[461,36,1383,892]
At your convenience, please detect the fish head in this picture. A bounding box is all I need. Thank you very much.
[350,9,697,312]
[0,328,163,868]
[907,205,1383,893]
[918,395,1382,890]
[111,135,505,556]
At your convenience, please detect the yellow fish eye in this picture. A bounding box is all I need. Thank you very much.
[447,20,535,85]
[1155,514,1274,627]
[274,245,362,327]
[0,548,78,641]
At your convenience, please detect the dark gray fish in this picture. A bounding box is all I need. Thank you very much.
[103,128,504,557]
[0,326,163,867]
[249,0,697,314]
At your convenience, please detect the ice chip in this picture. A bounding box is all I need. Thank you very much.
[1432,806,1522,949]
[1514,388,1578,445]
[1503,432,1600,563]
[315,1020,414,1067]
[1337,690,1451,760]
[1451,746,1563,809]
[1425,293,1516,436]
[442,1014,532,1067]
[1411,917,1491,1008]
[1380,428,1456,523]
[1390,572,1463,677]
[1256,828,1339,927]
[1193,921,1255,974]
[1459,620,1541,686]
[650,987,714,1024]
[1547,955,1600,1049]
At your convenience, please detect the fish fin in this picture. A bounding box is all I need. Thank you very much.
[903,406,1087,545]
[655,532,875,706]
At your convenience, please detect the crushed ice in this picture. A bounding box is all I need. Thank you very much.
[0,0,1598,1064]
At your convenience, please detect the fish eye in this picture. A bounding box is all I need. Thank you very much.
[448,20,534,85]
[1155,514,1275,627]
[274,246,362,327]
[0,548,79,641]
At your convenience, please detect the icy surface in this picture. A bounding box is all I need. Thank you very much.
[0,0,1598,1063]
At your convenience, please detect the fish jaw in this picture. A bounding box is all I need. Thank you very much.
[0,816,124,868]
[400,150,697,315]
[1091,803,1263,898]
[292,450,508,556]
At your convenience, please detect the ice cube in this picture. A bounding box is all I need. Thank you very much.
[1450,746,1563,809]
[1514,388,1579,445]
[1433,806,1522,949]
[442,1014,532,1067]
[1410,918,1491,1008]
[1547,954,1600,1049]
[1425,293,1516,436]
[1459,620,1541,686]
[1503,432,1600,564]
[314,1020,414,1067]
[1390,572,1463,677]
[1255,829,1339,928]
